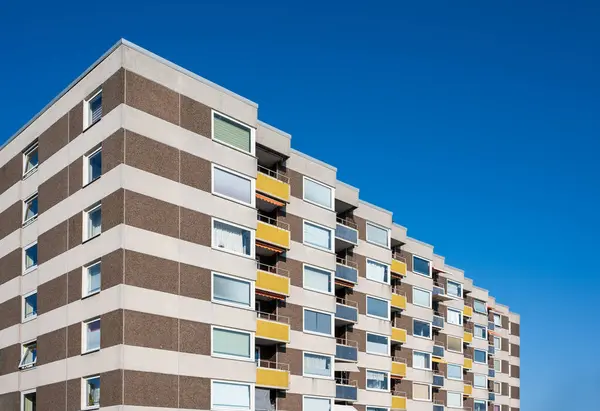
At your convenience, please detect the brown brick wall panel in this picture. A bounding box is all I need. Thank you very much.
[501,360,509,374]
[0,344,20,376]
[179,376,211,410]
[288,169,303,199]
[124,310,177,351]
[180,263,211,300]
[126,71,179,125]
[125,191,179,238]
[125,131,179,181]
[279,213,303,243]
[38,113,68,163]
[394,313,413,335]
[276,258,302,288]
[349,366,365,389]
[0,155,22,196]
[180,94,212,137]
[433,331,447,349]
[180,207,211,246]
[102,188,125,232]
[67,268,82,304]
[102,128,125,174]
[346,327,366,352]
[68,212,82,249]
[345,289,366,315]
[501,405,509,411]
[395,378,413,399]
[38,166,69,213]
[0,202,21,240]
[463,397,474,409]
[103,68,125,116]
[356,254,366,279]
[38,273,68,314]
[0,391,19,411]
[66,378,80,411]
[396,282,412,304]
[101,369,124,406]
[0,297,20,331]
[511,343,520,357]
[432,388,446,406]
[0,249,21,286]
[101,309,124,349]
[510,364,520,378]
[353,216,367,242]
[68,157,83,195]
[510,322,520,336]
[400,250,413,272]
[125,250,178,294]
[68,103,83,140]
[501,315,509,329]
[501,337,509,352]
[393,346,413,367]
[277,347,303,376]
[180,151,211,192]
[37,380,66,411]
[180,320,210,354]
[501,382,509,396]
[38,220,68,264]
[37,328,67,366]
[102,248,124,290]
[464,371,474,385]
[124,370,178,407]
[67,323,81,357]
[278,302,303,332]
[278,393,302,411]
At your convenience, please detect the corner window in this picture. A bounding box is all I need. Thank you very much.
[412,382,431,401]
[303,264,332,294]
[494,313,502,327]
[446,280,462,298]
[412,256,431,277]
[494,336,501,350]
[474,374,487,388]
[212,164,254,206]
[473,299,487,314]
[303,352,333,378]
[303,396,332,411]
[366,369,389,391]
[83,376,100,409]
[83,261,101,297]
[211,380,252,411]
[23,142,39,177]
[22,291,37,321]
[474,349,487,363]
[447,308,463,326]
[19,340,37,369]
[212,326,253,360]
[84,147,102,185]
[447,364,462,380]
[447,391,462,408]
[366,333,389,356]
[212,272,253,308]
[413,319,432,339]
[82,318,101,353]
[303,309,333,336]
[303,176,334,210]
[85,90,102,128]
[84,204,102,241]
[412,287,431,308]
[366,296,389,320]
[212,111,254,155]
[366,259,389,284]
[474,324,487,339]
[413,351,431,370]
[366,222,389,248]
[474,400,487,411]
[23,193,38,225]
[212,219,253,257]
[303,220,333,251]
[447,335,462,353]
[23,242,38,273]
[22,390,36,411]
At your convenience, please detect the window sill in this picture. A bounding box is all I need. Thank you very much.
[22,314,37,324]
[22,167,38,180]
[82,348,100,356]
[22,216,38,228]
[365,239,390,250]
[18,364,36,371]
[82,117,101,134]
[211,245,254,260]
[82,290,101,300]
[82,233,101,245]
[82,175,101,190]
[82,406,100,411]
[22,266,38,276]
[302,243,335,254]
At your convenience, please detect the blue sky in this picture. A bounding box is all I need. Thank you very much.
[2,1,599,408]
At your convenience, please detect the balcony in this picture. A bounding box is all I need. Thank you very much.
[391,357,407,379]
[489,393,496,402]
[463,356,473,370]
[488,369,496,378]
[256,263,290,298]
[463,331,473,345]
[432,314,444,329]
[463,305,473,318]
[256,166,290,203]
[391,325,407,345]
[335,257,358,286]
[392,392,407,410]
[488,321,495,331]
[335,218,358,251]
[433,373,444,388]
[464,384,473,397]
[432,283,451,301]
[488,346,495,356]
[433,345,445,358]
[335,379,358,402]
[256,360,290,390]
[391,253,407,278]
[256,214,290,251]
[335,298,358,325]
[256,312,290,344]
[391,286,407,311]
[335,338,358,362]
[433,405,444,411]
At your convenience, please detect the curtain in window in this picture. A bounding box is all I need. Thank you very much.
[304,222,331,250]
[305,310,331,335]
[475,326,486,338]
[214,167,252,204]
[366,370,388,390]
[413,352,430,369]
[304,266,331,292]
[367,260,388,283]
[25,245,37,268]
[213,274,250,306]
[255,388,274,411]
[413,320,430,338]
[447,281,461,297]
[87,264,101,294]
[87,321,101,350]
[447,365,461,379]
[447,309,461,325]
[447,392,461,407]
[214,221,251,255]
[87,377,100,406]
[304,179,332,208]
[214,114,251,153]
[304,353,331,376]
[23,395,35,411]
[366,224,388,247]
[413,289,430,307]
[213,328,250,358]
[88,208,102,237]
[413,383,429,400]
[303,397,331,411]
[366,334,388,354]
[447,337,461,352]
[367,297,388,319]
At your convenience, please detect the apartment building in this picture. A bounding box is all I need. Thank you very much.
[0,39,520,411]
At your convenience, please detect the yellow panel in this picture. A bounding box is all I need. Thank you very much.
[256,270,290,296]
[431,357,446,364]
[463,358,473,369]
[391,327,407,344]
[257,173,290,202]
[464,384,473,396]
[391,362,407,377]
[392,395,407,410]
[463,306,473,317]
[391,259,407,276]
[256,319,290,343]
[257,221,290,249]
[391,294,407,310]
[464,331,473,344]
[256,368,290,389]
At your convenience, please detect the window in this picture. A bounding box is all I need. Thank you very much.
[85,90,103,128]
[474,299,486,314]
[303,352,333,378]
[304,309,333,336]
[83,261,101,297]
[447,364,462,380]
[494,313,502,327]
[366,259,389,284]
[447,392,462,408]
[366,222,389,248]
[494,336,501,350]
[212,327,253,360]
[494,359,501,372]
[303,221,333,251]
[366,296,389,320]
[24,242,38,272]
[366,333,389,355]
[212,273,252,308]
[447,336,462,353]
[412,383,431,401]
[212,219,253,257]
[366,408,388,411]
[474,400,487,411]
[83,318,101,353]
[474,374,487,388]
[213,111,254,154]
[474,349,487,363]
[23,193,38,225]
[413,319,432,339]
[447,308,463,326]
[303,264,332,294]
[211,380,252,411]
[23,143,39,176]
[22,291,37,321]
[19,341,37,369]
[494,406,501,411]
[446,280,462,298]
[413,351,431,370]
[84,204,102,240]
[366,370,389,391]
[474,324,487,339]
[84,147,102,185]
[412,256,431,276]
[412,287,431,308]
[303,177,334,209]
[22,390,36,411]
[83,376,100,409]
[303,396,332,411]
[212,165,254,206]
[493,382,501,393]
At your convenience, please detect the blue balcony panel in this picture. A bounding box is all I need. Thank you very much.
[335,223,358,245]
[335,263,358,284]
[336,384,358,401]
[336,344,358,362]
[433,345,445,358]
[335,303,358,323]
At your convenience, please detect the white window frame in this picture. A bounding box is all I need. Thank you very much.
[82,318,101,354]
[211,272,255,309]
[494,313,502,327]
[447,335,463,353]
[446,308,463,326]
[412,382,432,402]
[474,349,487,364]
[302,220,334,252]
[82,375,100,410]
[211,163,256,207]
[211,379,254,411]
[211,217,255,259]
[474,400,488,411]
[365,258,390,285]
[23,193,38,226]
[474,324,487,340]
[83,146,102,186]
[211,325,255,361]
[23,241,38,274]
[211,110,256,156]
[365,332,390,356]
[21,389,36,411]
[302,263,333,295]
[303,307,334,337]
[494,359,501,372]
[412,318,432,340]
[412,286,432,308]
[366,295,390,320]
[365,221,390,248]
[302,351,334,379]
[493,381,501,394]
[18,340,37,369]
[446,363,463,381]
[22,290,37,323]
[473,299,487,314]
[474,373,487,389]
[83,203,102,241]
[82,260,101,298]
[412,255,432,277]
[366,407,389,411]
[446,391,463,408]
[446,279,463,298]
[302,395,334,411]
[22,142,39,177]
[412,350,432,371]
[365,369,390,392]
[494,336,501,350]
[302,176,335,210]
[84,89,102,129]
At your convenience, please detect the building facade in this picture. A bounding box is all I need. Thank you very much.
[0,40,520,411]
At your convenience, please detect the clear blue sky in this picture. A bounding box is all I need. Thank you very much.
[2,1,599,408]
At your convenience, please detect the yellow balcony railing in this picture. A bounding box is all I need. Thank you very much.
[256,263,290,297]
[391,288,407,311]
[463,356,473,369]
[391,391,407,410]
[391,326,407,344]
[464,331,473,344]
[463,305,473,318]
[391,357,407,378]
[391,253,407,277]
[256,214,290,250]
[256,312,290,343]
[257,166,290,202]
[463,384,473,396]
[256,360,290,389]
